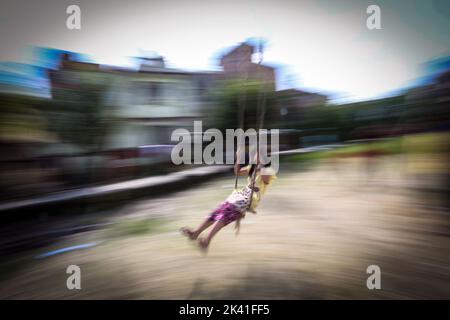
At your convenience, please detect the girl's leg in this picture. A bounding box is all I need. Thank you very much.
[199,220,227,249]
[192,218,215,238]
[182,217,214,240]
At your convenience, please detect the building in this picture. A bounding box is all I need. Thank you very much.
[276,88,328,127]
[48,53,217,150]
[219,42,276,91]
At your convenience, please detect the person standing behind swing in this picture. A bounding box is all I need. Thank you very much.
[180,155,276,252]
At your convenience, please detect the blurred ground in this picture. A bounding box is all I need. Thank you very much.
[0,155,449,299]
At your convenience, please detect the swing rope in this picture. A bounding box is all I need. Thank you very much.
[234,66,247,190]
[234,41,267,191]
[248,41,267,210]
[234,41,267,235]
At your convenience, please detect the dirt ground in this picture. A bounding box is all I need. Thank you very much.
[1,156,449,299]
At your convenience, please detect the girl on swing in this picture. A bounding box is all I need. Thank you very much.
[180,149,276,251]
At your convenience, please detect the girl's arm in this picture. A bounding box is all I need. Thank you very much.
[234,163,251,176]
[234,148,250,176]
[260,166,276,185]
[261,174,272,184]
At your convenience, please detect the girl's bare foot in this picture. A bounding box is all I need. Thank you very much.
[180,227,197,240]
[198,237,209,253]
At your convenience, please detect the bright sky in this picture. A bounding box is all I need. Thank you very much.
[1,0,449,103]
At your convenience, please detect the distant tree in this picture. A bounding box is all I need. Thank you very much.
[212,80,277,133]
[47,82,111,154]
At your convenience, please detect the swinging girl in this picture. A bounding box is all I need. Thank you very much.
[181,40,274,251]
[180,151,276,251]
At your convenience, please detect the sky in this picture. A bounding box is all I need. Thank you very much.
[0,0,449,103]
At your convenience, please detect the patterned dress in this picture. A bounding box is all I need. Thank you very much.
[207,185,253,225]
